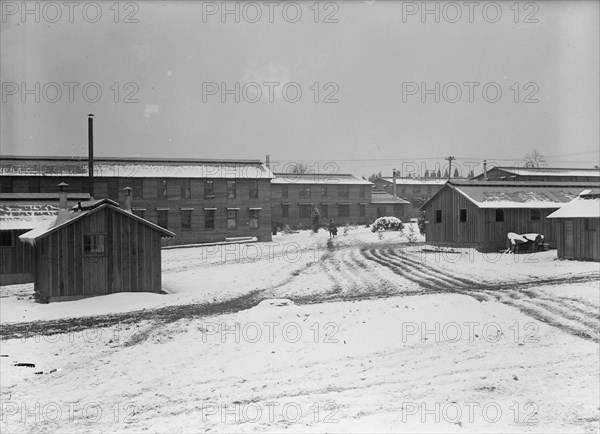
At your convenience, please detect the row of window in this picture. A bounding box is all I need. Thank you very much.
[282,185,366,199]
[280,204,366,219]
[433,209,543,223]
[132,208,260,231]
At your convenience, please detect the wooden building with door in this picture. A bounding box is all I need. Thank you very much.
[19,198,175,301]
[270,173,373,228]
[1,156,273,245]
[419,180,595,251]
[548,190,600,262]
[368,191,410,221]
[0,192,92,285]
[373,177,447,218]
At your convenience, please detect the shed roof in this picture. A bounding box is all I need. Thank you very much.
[379,177,448,186]
[19,200,175,244]
[0,193,93,230]
[548,190,600,219]
[478,166,600,179]
[420,181,597,210]
[0,156,273,179]
[370,191,410,204]
[272,173,372,185]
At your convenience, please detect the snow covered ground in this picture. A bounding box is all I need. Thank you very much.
[1,225,599,433]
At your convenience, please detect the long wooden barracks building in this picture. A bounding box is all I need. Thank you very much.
[0,156,274,246]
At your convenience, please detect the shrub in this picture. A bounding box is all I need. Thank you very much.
[371,216,404,232]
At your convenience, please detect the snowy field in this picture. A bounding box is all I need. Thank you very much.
[1,225,599,433]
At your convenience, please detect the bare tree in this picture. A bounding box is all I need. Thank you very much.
[524,149,546,168]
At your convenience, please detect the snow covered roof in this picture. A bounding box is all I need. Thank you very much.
[370,191,410,204]
[272,173,372,185]
[479,166,600,179]
[0,193,92,231]
[1,156,273,179]
[548,190,600,219]
[453,183,587,209]
[380,178,447,186]
[19,200,175,244]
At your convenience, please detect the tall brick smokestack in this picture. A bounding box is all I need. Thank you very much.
[88,114,94,198]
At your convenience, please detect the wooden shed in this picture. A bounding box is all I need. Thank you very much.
[1,192,92,285]
[547,190,600,261]
[419,181,595,251]
[19,198,174,301]
[368,191,410,221]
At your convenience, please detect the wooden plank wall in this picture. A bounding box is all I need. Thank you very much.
[556,218,600,261]
[0,230,34,285]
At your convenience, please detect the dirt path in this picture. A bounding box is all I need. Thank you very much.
[2,244,598,342]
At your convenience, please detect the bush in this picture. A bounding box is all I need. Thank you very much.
[371,216,405,232]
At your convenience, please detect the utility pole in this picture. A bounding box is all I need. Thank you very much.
[446,156,455,180]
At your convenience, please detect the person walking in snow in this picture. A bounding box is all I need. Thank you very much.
[328,219,337,239]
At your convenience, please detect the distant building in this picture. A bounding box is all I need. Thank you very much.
[548,190,600,262]
[369,191,410,221]
[0,191,92,285]
[372,177,447,218]
[1,156,274,245]
[270,173,373,227]
[419,180,596,251]
[475,166,600,183]
[19,197,174,301]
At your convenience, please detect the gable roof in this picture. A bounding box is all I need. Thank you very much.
[379,177,448,186]
[477,166,600,179]
[548,190,600,219]
[370,191,410,204]
[19,200,175,244]
[420,181,598,210]
[0,156,273,179]
[271,173,372,185]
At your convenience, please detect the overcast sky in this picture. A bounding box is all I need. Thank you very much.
[2,1,599,177]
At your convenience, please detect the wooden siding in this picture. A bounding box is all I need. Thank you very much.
[555,218,600,261]
[271,184,372,227]
[33,207,164,300]
[421,186,563,250]
[0,230,34,285]
[2,176,273,245]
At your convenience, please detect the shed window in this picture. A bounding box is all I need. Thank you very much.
[249,180,258,199]
[205,210,215,230]
[321,185,328,197]
[435,209,442,223]
[157,210,169,229]
[321,204,328,218]
[359,204,366,217]
[282,205,289,219]
[181,210,192,230]
[0,231,12,247]
[459,209,467,223]
[359,186,366,198]
[132,209,145,219]
[83,234,105,255]
[282,185,288,199]
[227,181,236,199]
[495,209,504,222]
[585,218,596,231]
[181,179,191,199]
[249,210,259,229]
[338,204,350,218]
[530,209,541,221]
[204,179,214,198]
[227,210,237,229]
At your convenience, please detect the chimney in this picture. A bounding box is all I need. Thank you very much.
[122,186,133,212]
[483,160,488,181]
[88,114,94,198]
[392,169,397,198]
[265,154,270,169]
[55,182,72,226]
